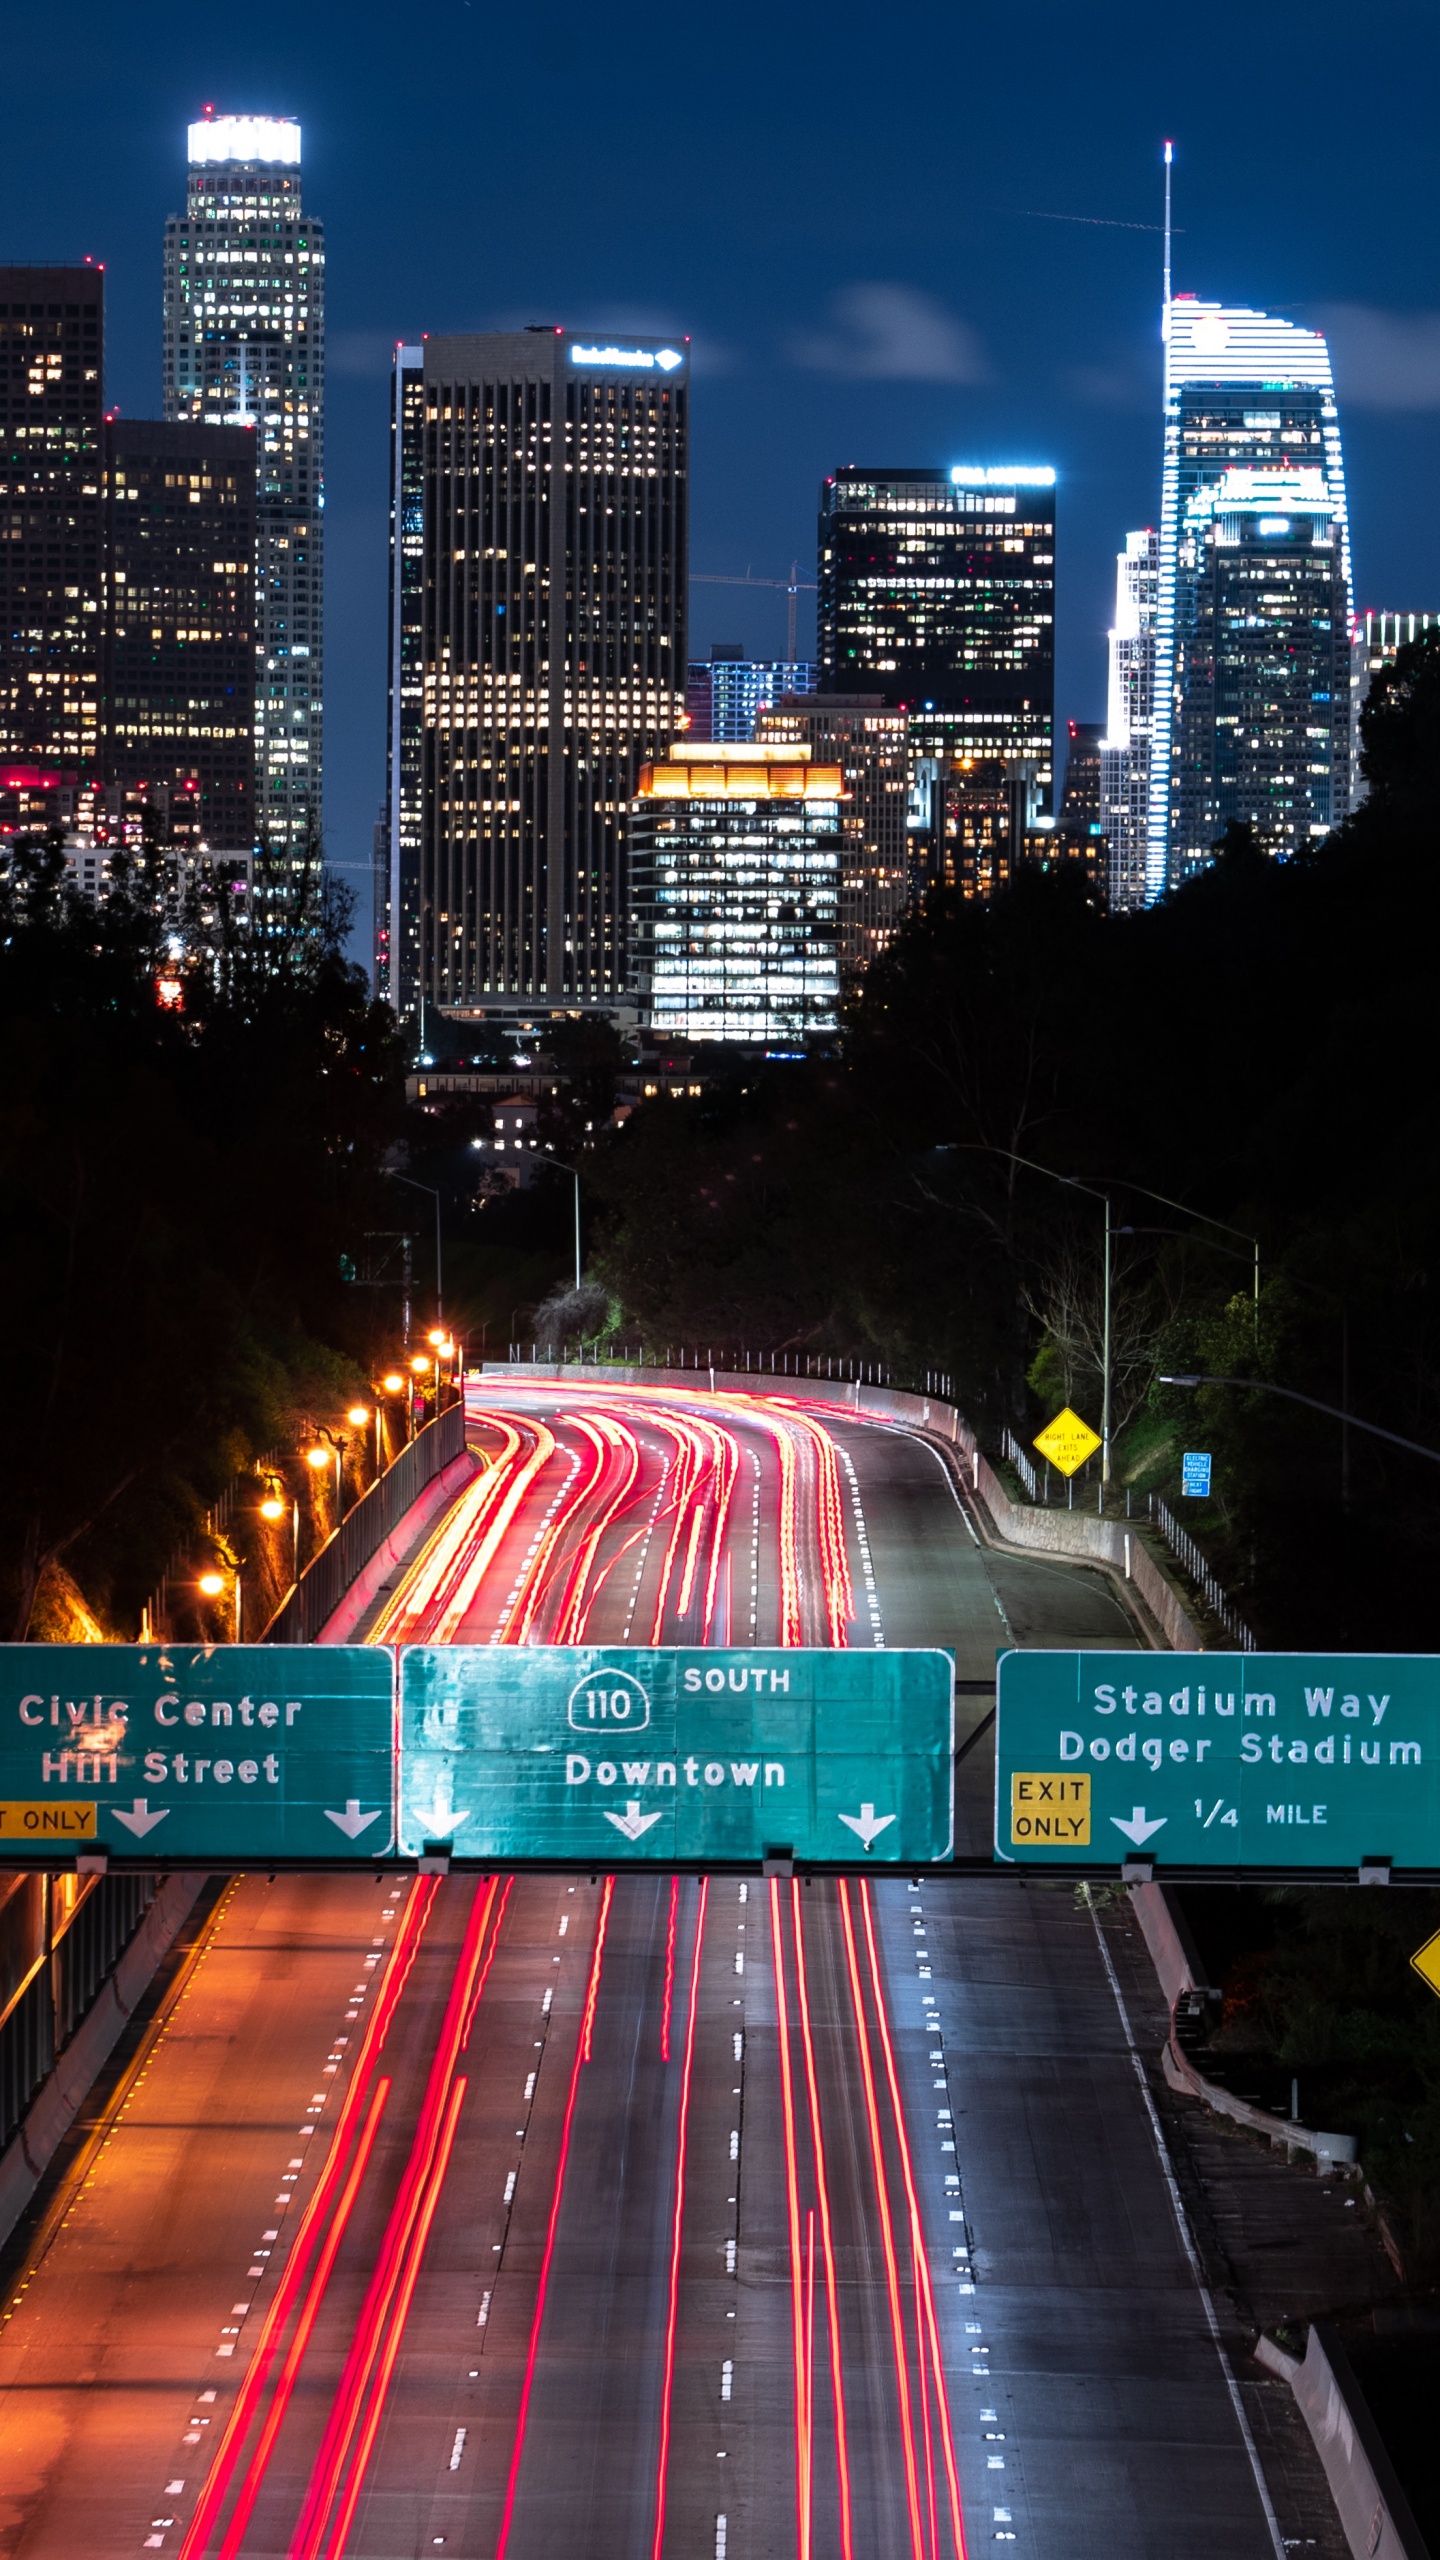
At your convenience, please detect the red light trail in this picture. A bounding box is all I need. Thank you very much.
[650,1874,709,2560]
[495,1879,616,2560]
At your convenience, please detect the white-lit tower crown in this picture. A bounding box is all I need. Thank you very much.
[163,114,323,866]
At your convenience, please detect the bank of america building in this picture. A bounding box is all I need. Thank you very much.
[381,330,687,1032]
[1149,299,1352,895]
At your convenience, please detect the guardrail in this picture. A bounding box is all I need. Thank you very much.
[505,1343,953,1396]
[0,1872,157,2155]
[264,1400,467,1644]
[1001,1429,1039,1499]
[1148,1496,1257,1650]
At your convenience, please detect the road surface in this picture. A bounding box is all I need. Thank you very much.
[0,1381,1296,2558]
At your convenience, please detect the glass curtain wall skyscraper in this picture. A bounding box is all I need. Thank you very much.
[384,330,687,1032]
[817,466,1055,896]
[163,114,323,863]
[0,265,105,801]
[1149,297,1351,894]
[1099,529,1159,911]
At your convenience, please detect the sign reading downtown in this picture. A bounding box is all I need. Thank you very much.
[997,1650,1440,1872]
[0,1644,952,1868]
[398,1648,953,1864]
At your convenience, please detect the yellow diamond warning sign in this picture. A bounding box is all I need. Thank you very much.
[1411,1928,1440,2001]
[1033,1407,1102,1477]
[1011,1772,1091,1846]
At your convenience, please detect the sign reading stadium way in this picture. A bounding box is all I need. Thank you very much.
[997,1650,1440,1871]
[0,1644,952,1867]
[0,1645,395,1860]
[399,1648,954,1863]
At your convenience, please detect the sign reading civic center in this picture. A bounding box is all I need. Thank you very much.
[398,1647,954,1864]
[997,1650,1440,1871]
[0,1646,395,1861]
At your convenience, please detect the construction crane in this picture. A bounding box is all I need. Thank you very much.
[690,561,817,662]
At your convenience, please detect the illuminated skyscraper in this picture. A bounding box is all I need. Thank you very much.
[385,330,687,1031]
[685,646,816,741]
[1171,466,1350,861]
[163,113,323,861]
[631,742,840,1041]
[818,465,1055,896]
[1099,529,1160,911]
[1149,299,1351,892]
[0,264,105,802]
[756,692,908,990]
[104,419,256,851]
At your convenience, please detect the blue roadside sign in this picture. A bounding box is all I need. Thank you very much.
[1181,1452,1213,1497]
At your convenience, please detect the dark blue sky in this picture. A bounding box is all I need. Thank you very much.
[8,0,1439,937]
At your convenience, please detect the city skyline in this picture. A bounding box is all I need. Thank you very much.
[5,26,1440,940]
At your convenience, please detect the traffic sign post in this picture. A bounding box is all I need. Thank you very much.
[0,1646,395,1861]
[399,1646,954,1865]
[997,1650,1440,1872]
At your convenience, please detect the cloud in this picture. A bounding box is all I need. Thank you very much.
[789,284,990,384]
[1313,303,1440,410]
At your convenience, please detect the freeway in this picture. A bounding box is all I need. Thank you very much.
[0,1381,1303,2557]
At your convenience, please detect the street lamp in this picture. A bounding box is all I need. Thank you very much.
[1159,1374,1440,1468]
[541,1155,583,1291]
[967,1146,1113,1488]
[256,1471,298,1582]
[197,1564,242,1642]
[387,1170,444,1325]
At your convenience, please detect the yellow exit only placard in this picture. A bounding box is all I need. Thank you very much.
[1011,1772,1090,1845]
[0,1801,98,1839]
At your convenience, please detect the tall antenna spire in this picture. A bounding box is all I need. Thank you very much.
[1162,141,1173,338]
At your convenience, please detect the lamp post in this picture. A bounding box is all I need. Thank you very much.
[1160,1374,1440,1468]
[974,1146,1113,1490]
[541,1155,583,1291]
[197,1563,241,1643]
[388,1171,443,1325]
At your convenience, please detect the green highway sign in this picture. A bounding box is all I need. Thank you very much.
[398,1647,954,1864]
[997,1650,1440,1871]
[0,1646,395,1860]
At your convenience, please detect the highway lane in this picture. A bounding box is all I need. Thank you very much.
[0,1380,1307,2560]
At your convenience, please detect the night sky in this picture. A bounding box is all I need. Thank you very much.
[6,0,1438,941]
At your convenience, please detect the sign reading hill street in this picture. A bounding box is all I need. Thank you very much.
[0,1643,951,1868]
[398,1647,954,1864]
[997,1650,1440,1871]
[0,1645,395,1861]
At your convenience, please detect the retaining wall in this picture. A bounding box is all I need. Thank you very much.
[1255,2324,1432,2560]
[0,1871,210,2250]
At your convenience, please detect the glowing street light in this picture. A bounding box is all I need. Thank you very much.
[197,1571,225,1597]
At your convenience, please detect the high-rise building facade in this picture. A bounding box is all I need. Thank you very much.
[1350,612,1440,802]
[818,464,1055,899]
[630,742,840,1041]
[379,344,424,1008]
[104,419,256,851]
[685,647,816,742]
[163,114,323,861]
[0,264,105,799]
[1170,466,1350,864]
[384,330,687,1030]
[756,692,907,990]
[1149,299,1351,893]
[1098,529,1160,911]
